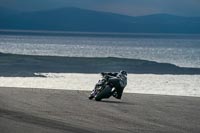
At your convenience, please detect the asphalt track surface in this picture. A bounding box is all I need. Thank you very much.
[0,87,200,133]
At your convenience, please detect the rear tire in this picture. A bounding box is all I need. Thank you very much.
[95,85,112,101]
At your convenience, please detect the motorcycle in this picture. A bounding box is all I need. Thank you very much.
[88,74,118,101]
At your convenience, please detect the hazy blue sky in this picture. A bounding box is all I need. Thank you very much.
[1,0,200,16]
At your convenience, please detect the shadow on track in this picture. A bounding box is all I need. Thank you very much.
[99,100,134,105]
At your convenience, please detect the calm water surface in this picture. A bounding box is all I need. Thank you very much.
[0,33,200,68]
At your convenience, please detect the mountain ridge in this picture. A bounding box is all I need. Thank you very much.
[0,7,200,33]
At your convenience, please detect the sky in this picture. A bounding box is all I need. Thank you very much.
[0,0,200,16]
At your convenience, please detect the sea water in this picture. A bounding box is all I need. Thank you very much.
[1,33,200,97]
[0,33,200,68]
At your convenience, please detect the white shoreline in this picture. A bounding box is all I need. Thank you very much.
[0,73,200,97]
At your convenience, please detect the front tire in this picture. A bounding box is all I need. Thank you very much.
[88,95,94,100]
[95,85,112,101]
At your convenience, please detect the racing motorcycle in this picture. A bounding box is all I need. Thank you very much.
[88,74,118,101]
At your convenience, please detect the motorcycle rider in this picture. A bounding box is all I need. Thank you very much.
[89,70,127,100]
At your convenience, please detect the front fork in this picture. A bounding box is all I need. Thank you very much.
[89,85,100,99]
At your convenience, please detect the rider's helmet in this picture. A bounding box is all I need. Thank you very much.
[120,70,127,76]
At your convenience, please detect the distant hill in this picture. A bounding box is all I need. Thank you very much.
[1,52,200,76]
[0,7,200,33]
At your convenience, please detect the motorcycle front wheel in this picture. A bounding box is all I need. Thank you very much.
[95,85,112,101]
